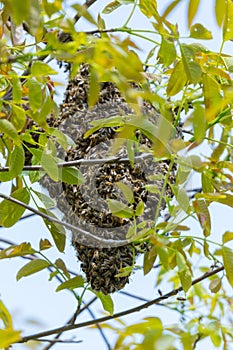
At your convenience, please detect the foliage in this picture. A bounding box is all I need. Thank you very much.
[0,0,233,349]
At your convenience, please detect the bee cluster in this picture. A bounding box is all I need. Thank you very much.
[38,64,178,294]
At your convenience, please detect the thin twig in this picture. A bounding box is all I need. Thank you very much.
[0,153,152,172]
[35,339,82,344]
[19,265,224,343]
[42,299,97,350]
[0,192,129,247]
[85,306,111,350]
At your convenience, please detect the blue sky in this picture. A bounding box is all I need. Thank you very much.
[1,1,233,349]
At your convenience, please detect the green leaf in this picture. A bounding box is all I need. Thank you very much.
[143,245,157,275]
[202,73,222,122]
[102,0,122,13]
[209,277,222,293]
[31,61,57,76]
[116,182,134,204]
[16,259,50,281]
[157,246,169,269]
[61,167,85,185]
[55,258,70,278]
[157,37,176,67]
[223,1,233,41]
[39,208,66,252]
[135,201,144,217]
[179,268,192,292]
[0,145,25,182]
[201,171,214,193]
[0,300,13,328]
[215,0,226,26]
[41,152,59,181]
[0,188,30,227]
[176,251,187,273]
[39,239,52,251]
[88,68,100,107]
[28,79,43,112]
[11,0,30,25]
[12,76,22,103]
[94,291,114,315]
[84,116,123,138]
[222,231,233,244]
[0,329,21,348]
[0,119,21,145]
[0,242,35,259]
[115,265,133,277]
[10,145,25,176]
[139,0,158,19]
[32,189,55,209]
[12,105,26,132]
[196,193,233,208]
[56,275,84,292]
[107,199,134,218]
[193,199,211,236]
[190,23,212,39]
[188,0,200,27]
[166,60,187,96]
[25,0,41,35]
[180,44,202,84]
[193,104,207,143]
[222,246,233,287]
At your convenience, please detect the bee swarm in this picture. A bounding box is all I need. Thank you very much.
[39,64,178,295]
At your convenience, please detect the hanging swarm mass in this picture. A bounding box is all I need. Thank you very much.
[39,63,179,294]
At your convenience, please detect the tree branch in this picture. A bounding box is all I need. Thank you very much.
[0,193,129,247]
[0,153,151,172]
[19,265,224,343]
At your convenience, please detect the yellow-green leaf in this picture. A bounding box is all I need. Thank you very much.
[31,61,57,76]
[56,275,84,292]
[61,167,85,185]
[167,60,187,96]
[209,277,222,293]
[0,188,30,227]
[0,242,35,259]
[0,328,21,348]
[55,258,70,278]
[157,37,176,67]
[193,199,211,236]
[143,245,157,275]
[102,1,122,14]
[222,246,233,287]
[28,79,42,112]
[223,231,233,244]
[0,119,21,145]
[39,238,52,251]
[179,269,192,292]
[223,1,233,41]
[188,0,200,27]
[94,291,114,315]
[193,104,207,143]
[39,208,66,252]
[107,199,134,218]
[16,259,50,281]
[215,0,226,26]
[190,23,212,39]
[202,74,222,121]
[116,182,134,204]
[0,300,13,328]
[180,44,202,84]
[41,152,59,181]
[88,68,100,107]
[12,105,26,132]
